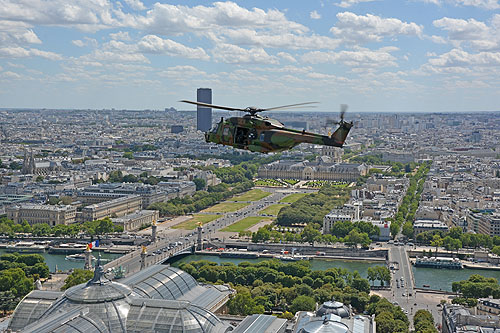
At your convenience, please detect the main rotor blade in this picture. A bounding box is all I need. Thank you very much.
[179,100,246,112]
[261,102,319,112]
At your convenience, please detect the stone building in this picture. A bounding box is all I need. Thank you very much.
[111,210,159,231]
[258,157,368,182]
[80,195,142,222]
[6,204,77,226]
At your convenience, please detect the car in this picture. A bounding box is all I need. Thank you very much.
[402,293,406,297]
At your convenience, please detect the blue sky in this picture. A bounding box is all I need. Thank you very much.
[0,0,499,112]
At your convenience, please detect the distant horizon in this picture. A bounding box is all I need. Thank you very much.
[1,107,499,115]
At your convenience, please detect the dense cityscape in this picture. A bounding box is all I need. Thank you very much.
[1,0,500,332]
[0,99,499,332]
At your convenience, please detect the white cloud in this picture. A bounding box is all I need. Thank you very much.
[133,1,308,36]
[434,17,489,41]
[427,35,447,44]
[433,16,500,50]
[452,0,500,9]
[0,0,130,32]
[137,35,209,60]
[81,50,149,63]
[124,0,146,11]
[331,12,423,44]
[1,71,22,79]
[429,48,500,67]
[158,65,210,79]
[277,52,297,62]
[71,37,98,48]
[217,28,340,50]
[310,11,321,19]
[301,47,398,68]
[0,46,62,60]
[110,31,131,41]
[212,43,279,64]
[416,0,500,9]
[335,0,378,8]
[0,20,42,47]
[72,40,86,47]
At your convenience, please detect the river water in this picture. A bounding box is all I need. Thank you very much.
[171,254,500,291]
[0,249,122,272]
[412,266,500,292]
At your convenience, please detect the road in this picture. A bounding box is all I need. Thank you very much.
[104,187,316,276]
[375,244,448,327]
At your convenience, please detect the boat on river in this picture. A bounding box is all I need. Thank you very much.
[220,252,259,259]
[6,241,47,253]
[278,255,309,261]
[413,256,463,269]
[65,253,96,261]
[49,243,88,254]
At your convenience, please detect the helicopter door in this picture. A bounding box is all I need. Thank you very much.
[235,127,249,145]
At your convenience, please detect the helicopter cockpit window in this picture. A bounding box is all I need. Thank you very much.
[259,133,265,141]
[223,127,229,136]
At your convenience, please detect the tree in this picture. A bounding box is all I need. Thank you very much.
[413,310,437,333]
[32,223,51,236]
[430,235,443,256]
[122,152,134,159]
[290,295,316,313]
[390,223,400,239]
[9,161,22,170]
[227,290,264,315]
[95,218,115,235]
[352,277,370,293]
[193,178,206,191]
[61,269,94,290]
[402,222,413,239]
[301,225,321,244]
[252,228,271,243]
[344,229,371,248]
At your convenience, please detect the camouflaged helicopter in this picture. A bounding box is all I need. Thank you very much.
[180,100,353,154]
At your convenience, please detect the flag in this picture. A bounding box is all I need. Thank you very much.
[89,240,99,248]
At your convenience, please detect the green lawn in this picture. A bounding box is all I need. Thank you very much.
[282,179,299,185]
[259,204,287,216]
[220,216,273,232]
[254,179,283,187]
[303,181,348,188]
[280,193,309,203]
[172,214,220,230]
[230,189,271,202]
[202,202,249,213]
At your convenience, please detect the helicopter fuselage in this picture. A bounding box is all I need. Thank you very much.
[205,115,352,153]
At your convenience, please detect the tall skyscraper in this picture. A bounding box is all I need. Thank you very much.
[197,88,212,132]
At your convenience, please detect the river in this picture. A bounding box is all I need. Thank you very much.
[0,249,122,272]
[412,266,500,292]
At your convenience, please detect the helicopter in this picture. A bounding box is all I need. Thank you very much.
[180,100,353,154]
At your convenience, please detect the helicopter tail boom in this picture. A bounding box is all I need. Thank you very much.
[330,121,353,147]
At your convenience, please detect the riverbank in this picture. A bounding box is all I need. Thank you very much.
[196,249,386,262]
[170,254,382,278]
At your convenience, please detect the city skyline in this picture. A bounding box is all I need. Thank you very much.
[0,0,499,112]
